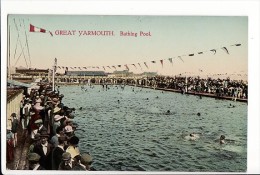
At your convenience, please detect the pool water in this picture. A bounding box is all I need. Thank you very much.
[60,85,247,172]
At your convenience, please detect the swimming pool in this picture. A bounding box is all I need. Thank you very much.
[60,84,247,172]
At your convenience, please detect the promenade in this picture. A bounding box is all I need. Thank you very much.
[6,123,30,170]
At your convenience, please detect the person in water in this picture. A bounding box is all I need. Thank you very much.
[189,133,196,141]
[220,135,225,144]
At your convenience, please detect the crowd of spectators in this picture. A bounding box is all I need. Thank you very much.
[127,76,248,100]
[7,83,95,171]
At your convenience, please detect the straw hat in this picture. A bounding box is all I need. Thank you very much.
[34,119,43,124]
[54,115,64,122]
[64,125,73,133]
[53,107,61,113]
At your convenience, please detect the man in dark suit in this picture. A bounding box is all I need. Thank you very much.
[33,131,53,170]
[51,136,66,170]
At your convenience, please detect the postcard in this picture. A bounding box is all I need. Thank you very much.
[1,0,260,175]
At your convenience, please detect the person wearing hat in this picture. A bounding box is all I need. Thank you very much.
[51,136,66,170]
[53,112,64,136]
[11,113,19,147]
[28,153,45,170]
[31,119,46,140]
[81,153,95,170]
[50,126,64,147]
[27,133,41,157]
[72,153,95,171]
[64,125,74,139]
[22,99,32,134]
[6,126,14,162]
[33,130,53,170]
[66,136,80,159]
[58,152,75,170]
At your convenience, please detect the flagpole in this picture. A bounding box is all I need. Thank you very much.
[52,58,57,91]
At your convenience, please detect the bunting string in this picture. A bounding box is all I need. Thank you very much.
[56,44,241,72]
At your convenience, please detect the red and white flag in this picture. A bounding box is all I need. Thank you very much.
[29,24,53,36]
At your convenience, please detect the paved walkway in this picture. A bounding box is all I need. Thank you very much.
[6,123,30,170]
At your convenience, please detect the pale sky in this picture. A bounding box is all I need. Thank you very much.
[8,15,247,78]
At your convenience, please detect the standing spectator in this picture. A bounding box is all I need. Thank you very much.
[22,100,32,135]
[6,126,14,163]
[66,136,80,158]
[58,152,75,170]
[51,136,66,170]
[33,131,53,170]
[72,153,95,171]
[28,153,45,170]
[28,133,41,157]
[50,126,64,147]
[11,113,19,147]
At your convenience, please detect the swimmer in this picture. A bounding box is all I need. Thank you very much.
[189,133,196,141]
[166,110,171,115]
[220,135,225,144]
[197,112,201,116]
[155,96,159,99]
[79,107,83,110]
[184,132,199,141]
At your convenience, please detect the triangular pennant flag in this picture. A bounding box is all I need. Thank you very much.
[231,44,241,46]
[221,47,229,54]
[210,49,216,55]
[168,58,173,65]
[29,24,53,37]
[178,56,184,63]
[138,63,142,69]
[160,60,163,67]
[132,64,137,69]
[144,62,149,69]
[125,64,129,70]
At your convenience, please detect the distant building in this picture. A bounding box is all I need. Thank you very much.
[65,71,107,76]
[15,68,49,76]
[141,72,158,77]
[111,70,134,77]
